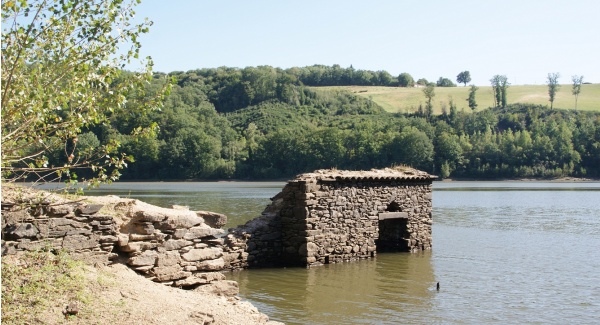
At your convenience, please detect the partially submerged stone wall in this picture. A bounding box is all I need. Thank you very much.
[224,168,436,269]
[2,167,435,277]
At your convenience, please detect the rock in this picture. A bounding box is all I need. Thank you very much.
[158,214,204,230]
[182,225,224,240]
[156,251,181,267]
[117,234,129,246]
[63,301,79,317]
[134,210,168,223]
[62,234,99,251]
[128,250,158,267]
[196,258,225,271]
[152,265,191,282]
[182,247,223,262]
[120,241,157,253]
[75,204,104,216]
[163,239,193,251]
[194,280,239,297]
[99,235,118,243]
[46,204,74,217]
[174,272,225,287]
[198,211,228,228]
[4,223,39,240]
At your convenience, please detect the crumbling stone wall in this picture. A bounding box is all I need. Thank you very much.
[224,168,436,269]
[1,188,234,291]
[1,197,119,261]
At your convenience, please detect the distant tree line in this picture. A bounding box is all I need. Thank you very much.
[38,66,600,181]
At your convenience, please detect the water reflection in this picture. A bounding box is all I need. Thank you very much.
[229,252,435,324]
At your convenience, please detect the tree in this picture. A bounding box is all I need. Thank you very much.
[1,0,166,186]
[456,71,471,86]
[467,85,479,111]
[423,84,436,117]
[546,73,560,110]
[500,76,509,108]
[436,77,456,87]
[490,75,509,108]
[416,78,428,86]
[388,127,434,171]
[572,75,584,110]
[397,72,414,87]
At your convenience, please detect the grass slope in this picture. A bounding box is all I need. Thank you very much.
[312,84,600,114]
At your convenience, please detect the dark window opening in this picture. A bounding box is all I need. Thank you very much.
[377,201,409,252]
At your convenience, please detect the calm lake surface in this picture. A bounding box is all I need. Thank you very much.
[82,181,600,324]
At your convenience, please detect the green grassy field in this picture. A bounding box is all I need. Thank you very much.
[312,84,600,114]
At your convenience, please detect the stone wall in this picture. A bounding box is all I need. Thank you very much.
[1,188,235,291]
[224,167,436,269]
[2,167,435,277]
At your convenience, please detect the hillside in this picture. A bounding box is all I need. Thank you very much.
[314,84,600,114]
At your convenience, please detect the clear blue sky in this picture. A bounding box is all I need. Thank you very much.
[133,0,600,86]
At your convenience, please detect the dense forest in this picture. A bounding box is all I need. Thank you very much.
[55,65,600,180]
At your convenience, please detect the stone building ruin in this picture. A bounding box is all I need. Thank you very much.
[1,167,435,291]
[223,167,436,269]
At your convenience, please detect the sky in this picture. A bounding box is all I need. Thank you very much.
[132,0,600,86]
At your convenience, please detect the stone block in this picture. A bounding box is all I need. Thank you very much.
[46,204,74,217]
[182,225,224,240]
[196,258,225,271]
[153,265,191,282]
[378,212,408,220]
[134,211,167,223]
[128,250,158,266]
[194,280,238,297]
[62,234,99,251]
[158,214,203,230]
[156,251,181,267]
[199,211,228,228]
[162,239,193,251]
[182,247,223,262]
[120,241,157,253]
[75,204,104,216]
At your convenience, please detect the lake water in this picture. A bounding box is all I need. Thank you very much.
[81,181,600,324]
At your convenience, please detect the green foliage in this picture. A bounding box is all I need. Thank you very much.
[387,127,434,171]
[416,78,429,86]
[571,75,584,110]
[1,0,167,187]
[436,77,457,87]
[490,75,509,108]
[468,85,479,111]
[423,84,436,118]
[398,72,415,87]
[58,61,600,181]
[547,72,560,109]
[456,71,472,86]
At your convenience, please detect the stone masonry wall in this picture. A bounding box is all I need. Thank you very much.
[1,188,236,291]
[294,178,433,266]
[223,168,435,269]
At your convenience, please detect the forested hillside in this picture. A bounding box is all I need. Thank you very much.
[54,65,600,180]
